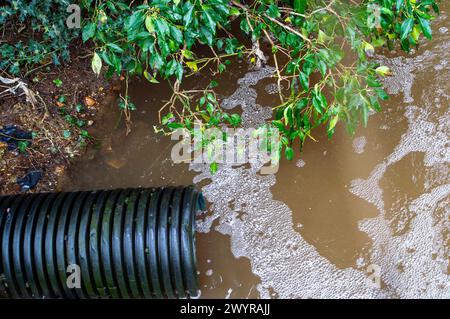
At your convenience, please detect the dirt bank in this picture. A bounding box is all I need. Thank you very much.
[0,54,116,195]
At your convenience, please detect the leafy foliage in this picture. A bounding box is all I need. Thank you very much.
[0,0,441,161]
[0,0,80,74]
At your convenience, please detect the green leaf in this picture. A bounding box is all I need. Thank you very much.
[200,26,213,46]
[155,19,170,38]
[145,15,155,33]
[168,122,184,129]
[230,114,241,127]
[144,70,159,83]
[418,17,432,40]
[162,113,174,125]
[181,49,194,60]
[293,0,307,14]
[218,63,226,73]
[210,161,218,174]
[240,19,251,34]
[328,115,339,132]
[267,5,281,18]
[285,146,294,160]
[299,72,309,91]
[106,43,124,53]
[396,0,405,11]
[126,10,144,32]
[203,9,217,32]
[82,23,96,42]
[400,18,414,41]
[184,4,195,28]
[17,141,29,153]
[174,61,184,81]
[53,78,63,87]
[375,88,389,100]
[170,26,184,44]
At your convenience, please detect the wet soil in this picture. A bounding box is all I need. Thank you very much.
[0,54,113,195]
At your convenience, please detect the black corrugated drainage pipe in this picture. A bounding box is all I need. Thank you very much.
[0,186,205,299]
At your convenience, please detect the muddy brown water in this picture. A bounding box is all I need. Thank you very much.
[61,4,450,299]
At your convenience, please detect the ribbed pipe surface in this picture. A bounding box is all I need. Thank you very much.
[0,186,205,299]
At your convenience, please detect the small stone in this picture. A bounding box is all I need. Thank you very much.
[54,165,65,175]
[0,141,7,160]
[84,96,96,107]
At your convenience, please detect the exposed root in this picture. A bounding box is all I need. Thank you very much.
[0,76,37,106]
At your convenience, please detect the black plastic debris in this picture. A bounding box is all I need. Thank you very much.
[16,170,42,192]
[0,125,32,150]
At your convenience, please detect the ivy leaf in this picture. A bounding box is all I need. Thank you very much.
[293,0,307,14]
[186,61,198,72]
[200,26,213,46]
[240,19,251,34]
[203,9,217,32]
[91,52,102,76]
[53,78,63,87]
[267,5,281,18]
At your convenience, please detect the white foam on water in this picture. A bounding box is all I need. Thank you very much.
[350,32,450,297]
[296,159,306,168]
[352,136,367,154]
